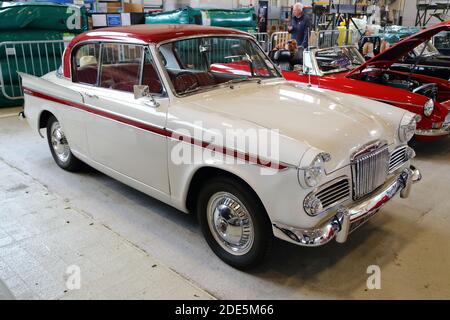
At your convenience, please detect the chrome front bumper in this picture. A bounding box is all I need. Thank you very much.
[415,127,450,137]
[273,166,422,247]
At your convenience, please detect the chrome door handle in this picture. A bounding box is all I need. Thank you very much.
[84,92,99,99]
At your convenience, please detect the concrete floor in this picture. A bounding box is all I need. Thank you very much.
[0,108,449,299]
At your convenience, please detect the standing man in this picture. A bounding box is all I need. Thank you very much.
[288,2,311,49]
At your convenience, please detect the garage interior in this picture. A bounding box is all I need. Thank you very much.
[1,0,450,300]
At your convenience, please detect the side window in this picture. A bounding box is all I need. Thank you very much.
[72,43,100,85]
[142,48,163,95]
[99,43,143,92]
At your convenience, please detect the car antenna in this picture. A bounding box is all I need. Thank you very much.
[307,26,312,87]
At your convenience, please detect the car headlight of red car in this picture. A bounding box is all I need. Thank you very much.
[424,99,434,117]
[399,113,421,142]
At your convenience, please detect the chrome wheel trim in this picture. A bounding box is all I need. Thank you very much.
[50,121,70,163]
[206,191,254,256]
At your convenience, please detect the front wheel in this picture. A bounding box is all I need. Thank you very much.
[46,115,82,172]
[197,176,272,269]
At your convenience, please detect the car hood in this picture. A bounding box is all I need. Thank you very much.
[188,81,397,171]
[348,21,450,76]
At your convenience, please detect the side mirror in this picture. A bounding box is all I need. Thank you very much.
[302,67,310,75]
[303,50,314,74]
[134,85,150,99]
[133,85,160,108]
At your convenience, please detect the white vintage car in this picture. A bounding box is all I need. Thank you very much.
[21,25,421,269]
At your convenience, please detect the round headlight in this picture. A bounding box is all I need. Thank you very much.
[302,153,330,188]
[424,99,434,117]
[304,193,323,216]
[399,113,420,143]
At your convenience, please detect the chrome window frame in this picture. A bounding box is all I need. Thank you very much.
[70,40,168,98]
[70,41,102,87]
[154,34,284,98]
[97,42,144,93]
[303,45,365,77]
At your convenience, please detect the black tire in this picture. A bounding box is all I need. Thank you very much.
[46,115,82,172]
[197,176,272,269]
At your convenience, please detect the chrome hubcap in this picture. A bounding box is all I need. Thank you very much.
[50,122,70,163]
[207,192,254,255]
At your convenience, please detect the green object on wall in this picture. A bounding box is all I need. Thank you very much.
[145,6,256,31]
[197,8,256,28]
[145,7,199,25]
[0,2,88,33]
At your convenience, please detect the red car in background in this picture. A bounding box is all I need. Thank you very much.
[282,21,450,141]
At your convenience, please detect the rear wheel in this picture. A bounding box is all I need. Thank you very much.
[197,176,272,269]
[46,115,82,172]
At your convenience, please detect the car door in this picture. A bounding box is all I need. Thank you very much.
[73,42,170,195]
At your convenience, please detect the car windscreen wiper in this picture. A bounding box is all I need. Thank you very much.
[180,77,263,95]
[219,77,262,87]
[179,86,203,95]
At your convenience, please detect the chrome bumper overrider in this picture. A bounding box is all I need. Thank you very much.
[273,166,422,247]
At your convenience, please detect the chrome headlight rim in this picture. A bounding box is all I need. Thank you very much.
[399,113,421,143]
[303,193,324,216]
[424,99,434,117]
[298,152,331,188]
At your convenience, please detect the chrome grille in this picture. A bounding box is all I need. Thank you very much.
[351,143,389,200]
[315,177,351,210]
[389,146,408,173]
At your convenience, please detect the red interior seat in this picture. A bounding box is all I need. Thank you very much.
[142,64,163,94]
[76,66,98,85]
[100,64,140,92]
[195,72,216,87]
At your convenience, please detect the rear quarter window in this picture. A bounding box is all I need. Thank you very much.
[72,43,100,85]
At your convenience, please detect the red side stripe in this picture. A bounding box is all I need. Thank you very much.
[24,87,288,170]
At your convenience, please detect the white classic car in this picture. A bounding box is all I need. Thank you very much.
[21,25,421,269]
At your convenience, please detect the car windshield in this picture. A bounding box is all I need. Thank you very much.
[158,36,280,95]
[315,47,365,74]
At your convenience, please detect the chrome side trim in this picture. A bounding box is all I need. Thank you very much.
[372,97,424,108]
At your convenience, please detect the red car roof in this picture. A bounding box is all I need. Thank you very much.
[62,24,249,78]
[72,24,249,45]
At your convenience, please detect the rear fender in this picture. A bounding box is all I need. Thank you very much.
[19,72,87,154]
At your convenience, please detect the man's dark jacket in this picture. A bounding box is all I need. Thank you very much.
[289,14,311,48]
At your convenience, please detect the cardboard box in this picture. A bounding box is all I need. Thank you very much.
[107,2,122,13]
[124,3,144,13]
